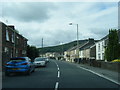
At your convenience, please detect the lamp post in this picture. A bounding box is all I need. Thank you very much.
[42,38,43,57]
[60,42,64,60]
[69,23,79,63]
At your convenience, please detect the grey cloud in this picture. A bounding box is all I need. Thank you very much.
[2,2,57,22]
[89,28,109,39]
[1,2,117,47]
[26,28,78,47]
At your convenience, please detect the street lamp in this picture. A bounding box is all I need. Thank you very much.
[41,38,43,57]
[60,42,64,59]
[69,22,79,63]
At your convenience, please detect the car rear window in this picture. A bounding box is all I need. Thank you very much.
[35,58,45,61]
[10,58,26,62]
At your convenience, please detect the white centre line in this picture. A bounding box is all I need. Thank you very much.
[55,82,59,90]
[53,61,60,90]
[57,71,60,78]
[58,67,60,71]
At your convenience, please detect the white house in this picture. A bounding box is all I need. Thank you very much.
[96,30,120,61]
[96,36,108,60]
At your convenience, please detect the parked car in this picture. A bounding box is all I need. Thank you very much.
[5,57,35,76]
[44,57,49,63]
[33,57,47,67]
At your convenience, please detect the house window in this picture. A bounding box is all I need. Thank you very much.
[102,42,104,51]
[98,43,100,52]
[75,50,77,54]
[11,33,14,43]
[16,49,18,57]
[11,48,14,58]
[6,28,9,41]
[98,54,101,60]
[24,40,27,47]
[16,36,19,45]
[4,47,9,53]
[22,50,26,54]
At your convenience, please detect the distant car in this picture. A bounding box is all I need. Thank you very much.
[44,57,49,63]
[5,57,35,76]
[33,57,46,67]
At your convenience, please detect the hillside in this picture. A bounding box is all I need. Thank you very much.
[38,39,89,54]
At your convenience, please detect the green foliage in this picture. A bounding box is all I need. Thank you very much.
[27,45,39,61]
[105,29,120,61]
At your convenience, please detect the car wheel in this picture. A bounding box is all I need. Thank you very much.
[44,64,46,67]
[32,68,35,72]
[5,71,10,76]
[26,69,31,75]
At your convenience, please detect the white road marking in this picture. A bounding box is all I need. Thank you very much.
[57,71,60,78]
[58,67,60,71]
[77,66,120,85]
[53,60,60,90]
[55,82,59,90]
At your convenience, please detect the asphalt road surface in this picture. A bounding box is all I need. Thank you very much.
[2,59,119,90]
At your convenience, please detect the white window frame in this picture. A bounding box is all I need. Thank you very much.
[16,49,18,57]
[98,53,101,60]
[98,43,100,52]
[12,33,14,43]
[6,28,10,41]
[4,47,8,53]
[22,50,26,54]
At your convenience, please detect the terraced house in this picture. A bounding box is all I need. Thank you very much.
[64,38,98,62]
[79,38,98,62]
[0,22,28,68]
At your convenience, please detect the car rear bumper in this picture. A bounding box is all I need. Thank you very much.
[5,68,29,72]
[34,63,46,66]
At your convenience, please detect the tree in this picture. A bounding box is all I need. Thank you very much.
[27,45,39,61]
[105,29,120,61]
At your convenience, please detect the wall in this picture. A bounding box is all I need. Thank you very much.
[90,45,96,59]
[101,62,120,72]
[1,22,27,70]
[91,61,120,72]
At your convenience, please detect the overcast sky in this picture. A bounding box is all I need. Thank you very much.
[0,0,118,47]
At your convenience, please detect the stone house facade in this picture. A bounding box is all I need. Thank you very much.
[0,22,28,68]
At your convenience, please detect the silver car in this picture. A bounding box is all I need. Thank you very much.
[33,57,46,67]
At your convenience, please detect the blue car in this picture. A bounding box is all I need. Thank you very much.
[5,57,35,76]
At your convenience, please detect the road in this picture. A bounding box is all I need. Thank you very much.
[2,59,119,89]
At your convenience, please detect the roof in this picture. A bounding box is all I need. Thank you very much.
[66,38,97,52]
[80,43,95,50]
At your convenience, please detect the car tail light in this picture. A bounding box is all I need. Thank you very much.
[21,63,28,65]
[5,64,11,66]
